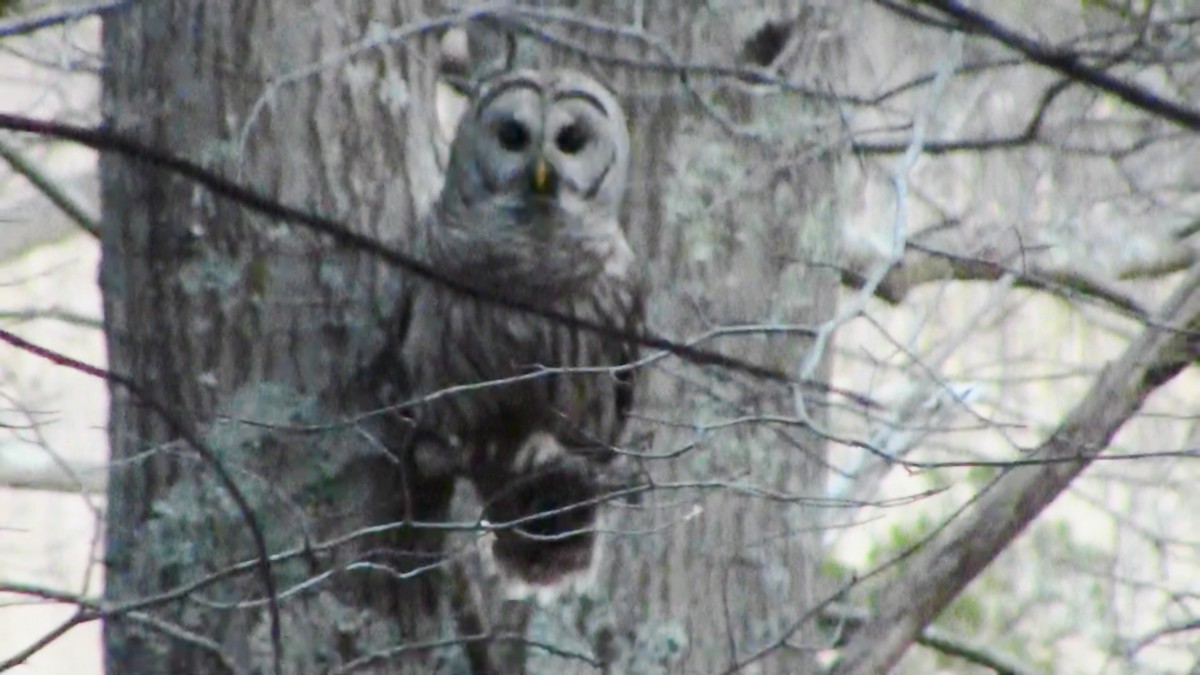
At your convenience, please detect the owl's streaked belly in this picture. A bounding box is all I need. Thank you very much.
[401,274,636,458]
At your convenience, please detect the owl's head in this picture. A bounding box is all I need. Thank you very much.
[440,69,630,235]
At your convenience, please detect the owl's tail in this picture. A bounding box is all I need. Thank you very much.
[473,433,606,596]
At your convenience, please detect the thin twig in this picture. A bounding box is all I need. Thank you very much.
[821,603,1041,675]
[0,307,103,329]
[0,0,132,40]
[900,0,1200,131]
[0,138,100,237]
[0,327,285,675]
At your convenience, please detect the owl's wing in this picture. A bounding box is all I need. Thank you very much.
[612,269,645,437]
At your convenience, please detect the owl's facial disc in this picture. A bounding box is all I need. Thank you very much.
[453,70,628,238]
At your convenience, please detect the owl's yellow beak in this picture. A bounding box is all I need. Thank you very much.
[530,157,556,196]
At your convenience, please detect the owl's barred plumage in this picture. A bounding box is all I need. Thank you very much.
[385,70,643,589]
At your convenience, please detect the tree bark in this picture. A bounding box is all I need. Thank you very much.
[100,2,450,673]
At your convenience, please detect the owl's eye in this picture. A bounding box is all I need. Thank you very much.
[555,123,589,155]
[495,119,530,152]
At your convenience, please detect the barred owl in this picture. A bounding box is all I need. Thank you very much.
[382,69,643,589]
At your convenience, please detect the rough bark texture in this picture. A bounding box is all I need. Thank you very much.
[100,2,846,673]
[100,2,448,673]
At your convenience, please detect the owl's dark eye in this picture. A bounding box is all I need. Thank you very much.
[495,119,530,152]
[555,123,589,154]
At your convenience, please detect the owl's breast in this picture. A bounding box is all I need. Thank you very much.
[402,272,638,456]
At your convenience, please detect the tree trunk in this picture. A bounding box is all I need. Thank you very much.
[100,2,846,673]
[100,2,451,673]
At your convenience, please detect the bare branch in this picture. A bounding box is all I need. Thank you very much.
[332,632,600,674]
[898,0,1200,131]
[840,236,1165,321]
[832,263,1200,674]
[0,440,107,493]
[1125,616,1200,657]
[822,603,1041,675]
[919,239,1195,316]
[0,327,285,675]
[0,139,100,238]
[0,612,86,671]
[0,583,240,672]
[0,0,131,39]
[853,76,1072,155]
[0,307,103,329]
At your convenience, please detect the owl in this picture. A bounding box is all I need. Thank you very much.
[380,69,644,590]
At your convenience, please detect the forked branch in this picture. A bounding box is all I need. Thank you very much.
[832,263,1200,674]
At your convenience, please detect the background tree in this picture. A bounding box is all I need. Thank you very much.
[1,1,1198,674]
